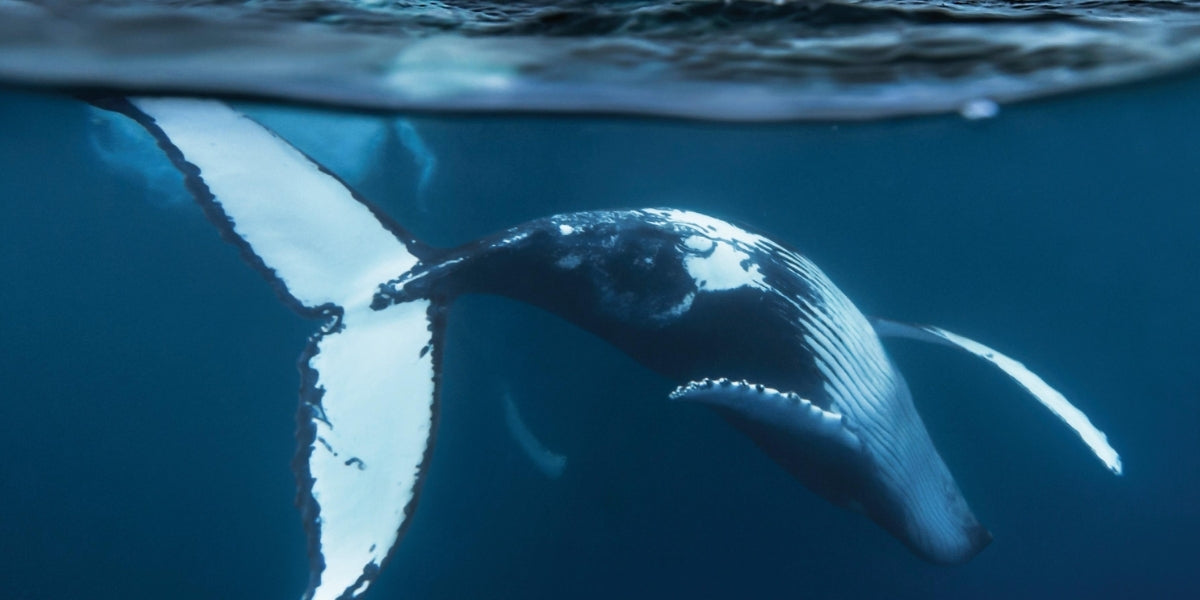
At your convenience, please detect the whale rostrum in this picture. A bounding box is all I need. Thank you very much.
[98,96,1121,600]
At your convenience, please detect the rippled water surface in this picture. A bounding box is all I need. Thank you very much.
[2,0,1199,118]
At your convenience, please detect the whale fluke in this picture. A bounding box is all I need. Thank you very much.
[113,97,440,600]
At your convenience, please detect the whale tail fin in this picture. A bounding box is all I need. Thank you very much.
[101,97,440,600]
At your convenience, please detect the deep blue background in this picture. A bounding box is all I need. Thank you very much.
[2,73,1198,599]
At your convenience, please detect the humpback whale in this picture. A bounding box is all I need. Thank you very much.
[97,97,1121,600]
[503,389,568,479]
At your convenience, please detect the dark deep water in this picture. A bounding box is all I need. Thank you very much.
[2,73,1199,599]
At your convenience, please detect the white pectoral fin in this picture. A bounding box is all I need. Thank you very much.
[871,318,1122,475]
[298,301,440,600]
[670,378,861,453]
[122,97,421,312]
[502,391,567,479]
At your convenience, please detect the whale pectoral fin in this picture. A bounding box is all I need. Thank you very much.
[502,390,568,479]
[669,378,862,454]
[670,379,869,511]
[296,301,441,600]
[870,317,1122,475]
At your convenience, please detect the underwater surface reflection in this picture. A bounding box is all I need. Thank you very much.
[1,0,1199,119]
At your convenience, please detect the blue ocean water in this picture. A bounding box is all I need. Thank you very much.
[2,70,1198,600]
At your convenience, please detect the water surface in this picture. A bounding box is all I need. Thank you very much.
[2,0,1198,119]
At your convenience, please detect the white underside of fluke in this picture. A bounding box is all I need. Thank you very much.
[130,97,417,309]
[305,303,434,600]
[128,97,436,600]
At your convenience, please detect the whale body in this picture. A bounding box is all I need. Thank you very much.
[97,97,1121,600]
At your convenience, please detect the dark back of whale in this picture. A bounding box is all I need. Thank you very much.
[398,211,831,408]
